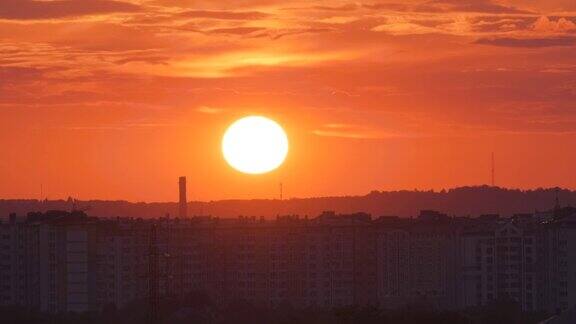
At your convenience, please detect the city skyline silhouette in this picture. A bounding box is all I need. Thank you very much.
[1,0,576,323]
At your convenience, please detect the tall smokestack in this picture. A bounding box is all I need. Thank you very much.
[179,176,187,218]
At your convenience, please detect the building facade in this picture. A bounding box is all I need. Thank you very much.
[0,208,575,314]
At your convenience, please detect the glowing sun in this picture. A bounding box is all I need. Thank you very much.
[222,116,289,174]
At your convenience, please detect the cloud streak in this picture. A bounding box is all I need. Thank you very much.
[177,10,269,20]
[476,36,576,47]
[0,0,140,20]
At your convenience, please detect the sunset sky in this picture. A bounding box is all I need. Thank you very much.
[1,0,575,201]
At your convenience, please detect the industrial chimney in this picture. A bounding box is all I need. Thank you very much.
[179,176,187,218]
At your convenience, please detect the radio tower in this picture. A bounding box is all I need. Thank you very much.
[491,152,495,187]
[179,176,187,218]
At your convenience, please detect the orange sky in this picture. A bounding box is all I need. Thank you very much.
[1,0,575,201]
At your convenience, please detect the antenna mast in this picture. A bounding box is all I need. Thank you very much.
[491,152,495,187]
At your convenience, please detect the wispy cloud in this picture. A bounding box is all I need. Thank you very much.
[196,106,223,114]
[0,0,140,20]
[177,10,269,20]
[313,123,408,139]
[476,36,576,47]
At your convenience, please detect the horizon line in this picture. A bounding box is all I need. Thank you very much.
[1,185,573,204]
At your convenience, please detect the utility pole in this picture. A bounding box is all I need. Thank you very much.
[148,224,159,324]
[174,224,184,299]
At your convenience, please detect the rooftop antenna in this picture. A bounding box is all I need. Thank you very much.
[280,182,283,201]
[491,152,495,187]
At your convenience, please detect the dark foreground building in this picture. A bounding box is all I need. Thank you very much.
[0,207,575,315]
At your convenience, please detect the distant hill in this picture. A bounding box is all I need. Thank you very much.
[1,186,574,220]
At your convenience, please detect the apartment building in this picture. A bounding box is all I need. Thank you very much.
[375,211,460,310]
[0,207,575,314]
